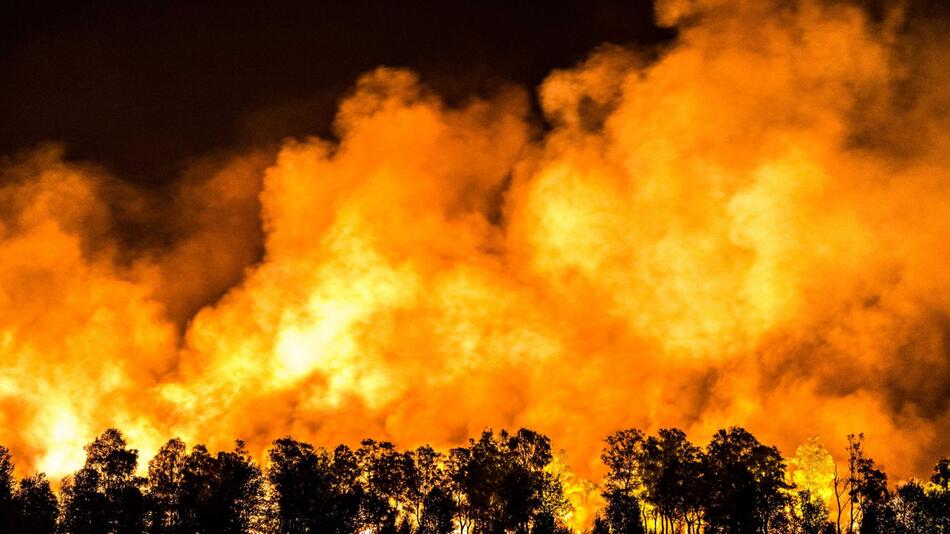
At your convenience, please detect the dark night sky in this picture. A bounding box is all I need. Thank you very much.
[0,1,673,185]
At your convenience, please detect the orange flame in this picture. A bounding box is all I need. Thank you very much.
[0,0,948,525]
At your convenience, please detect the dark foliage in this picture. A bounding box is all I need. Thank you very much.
[268,437,363,533]
[703,427,790,533]
[145,438,265,533]
[60,429,146,534]
[0,427,946,533]
[0,448,58,534]
[448,428,566,534]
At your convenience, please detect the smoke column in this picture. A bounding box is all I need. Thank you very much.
[0,0,948,525]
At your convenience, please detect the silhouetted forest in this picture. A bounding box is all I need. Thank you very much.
[0,427,947,533]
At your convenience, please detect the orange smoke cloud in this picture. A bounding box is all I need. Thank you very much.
[0,0,948,527]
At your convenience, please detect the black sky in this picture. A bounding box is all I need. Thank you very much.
[0,1,673,186]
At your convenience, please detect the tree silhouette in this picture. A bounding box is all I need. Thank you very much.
[0,445,15,532]
[450,428,568,534]
[933,458,950,490]
[59,466,109,532]
[60,428,146,534]
[213,441,267,531]
[638,428,704,533]
[0,448,57,534]
[179,444,219,531]
[891,482,932,534]
[387,444,464,533]
[358,439,411,532]
[5,424,950,533]
[506,428,563,533]
[532,507,572,534]
[602,429,645,496]
[591,514,611,534]
[156,441,264,533]
[602,491,646,534]
[448,446,475,533]
[452,430,508,532]
[843,433,904,534]
[793,489,832,534]
[11,472,58,534]
[928,458,950,533]
[703,427,790,534]
[536,462,570,534]
[145,438,187,532]
[846,434,864,533]
[268,437,362,533]
[601,429,647,534]
[419,485,457,534]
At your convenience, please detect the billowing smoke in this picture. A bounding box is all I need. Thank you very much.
[1,0,948,527]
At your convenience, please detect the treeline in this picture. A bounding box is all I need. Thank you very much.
[0,426,947,534]
[595,428,949,534]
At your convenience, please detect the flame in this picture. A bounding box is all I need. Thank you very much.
[788,436,836,509]
[0,0,949,526]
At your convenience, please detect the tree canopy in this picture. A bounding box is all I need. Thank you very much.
[0,426,946,533]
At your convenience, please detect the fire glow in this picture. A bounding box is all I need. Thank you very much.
[0,0,948,528]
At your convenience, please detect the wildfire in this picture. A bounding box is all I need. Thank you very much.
[0,0,948,527]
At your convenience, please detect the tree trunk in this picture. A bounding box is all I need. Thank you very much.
[834,465,845,534]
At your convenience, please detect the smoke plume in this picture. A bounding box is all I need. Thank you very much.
[1,0,948,526]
